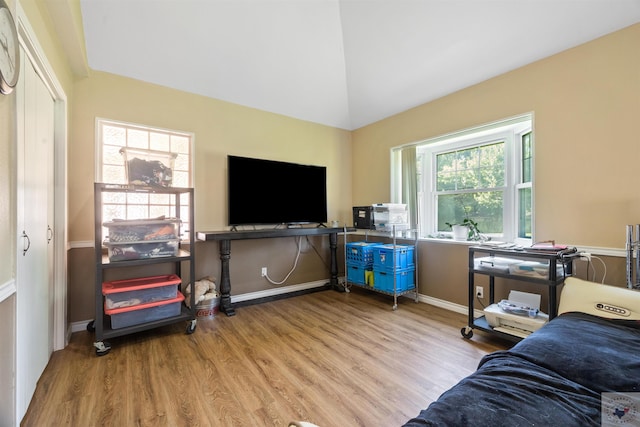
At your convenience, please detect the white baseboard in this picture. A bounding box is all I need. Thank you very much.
[231,280,329,303]
[71,280,481,333]
[0,279,16,304]
[418,294,483,318]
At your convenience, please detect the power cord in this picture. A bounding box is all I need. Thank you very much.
[591,255,607,283]
[577,252,607,283]
[264,236,303,285]
[475,294,486,309]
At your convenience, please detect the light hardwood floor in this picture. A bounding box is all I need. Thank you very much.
[21,287,511,427]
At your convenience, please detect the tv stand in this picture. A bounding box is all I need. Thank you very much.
[197,227,354,316]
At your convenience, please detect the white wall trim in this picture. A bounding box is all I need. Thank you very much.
[70,320,87,334]
[575,245,626,258]
[0,279,16,304]
[69,241,94,249]
[418,293,484,318]
[417,293,466,314]
[231,280,328,303]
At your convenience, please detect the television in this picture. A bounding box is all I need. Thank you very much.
[227,155,328,226]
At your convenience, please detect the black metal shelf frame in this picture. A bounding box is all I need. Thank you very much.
[92,183,196,356]
[463,245,574,342]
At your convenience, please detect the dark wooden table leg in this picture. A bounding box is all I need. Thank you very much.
[219,239,235,316]
[329,232,343,291]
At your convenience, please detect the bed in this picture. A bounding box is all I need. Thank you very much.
[403,277,640,427]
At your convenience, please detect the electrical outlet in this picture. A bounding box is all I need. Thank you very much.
[261,267,267,277]
[476,286,484,299]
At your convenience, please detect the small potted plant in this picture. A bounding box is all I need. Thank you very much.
[446,218,482,241]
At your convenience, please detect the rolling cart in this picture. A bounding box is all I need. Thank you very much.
[89,183,196,356]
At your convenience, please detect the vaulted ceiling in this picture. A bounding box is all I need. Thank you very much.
[75,0,640,130]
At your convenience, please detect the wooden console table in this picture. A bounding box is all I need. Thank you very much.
[196,227,354,316]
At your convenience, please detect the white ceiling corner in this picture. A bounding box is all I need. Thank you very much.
[77,0,640,130]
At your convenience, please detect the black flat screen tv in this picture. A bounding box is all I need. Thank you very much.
[227,155,328,226]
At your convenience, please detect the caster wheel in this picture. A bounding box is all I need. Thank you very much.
[86,320,95,333]
[186,320,197,335]
[461,327,473,339]
[94,341,111,356]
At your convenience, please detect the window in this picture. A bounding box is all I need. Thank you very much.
[391,114,533,244]
[517,132,533,239]
[96,118,194,238]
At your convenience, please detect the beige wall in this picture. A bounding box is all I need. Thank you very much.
[67,72,353,322]
[70,72,353,240]
[352,23,640,305]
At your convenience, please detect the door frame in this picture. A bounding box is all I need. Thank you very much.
[17,2,68,350]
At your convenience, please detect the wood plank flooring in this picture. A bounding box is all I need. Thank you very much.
[21,288,511,427]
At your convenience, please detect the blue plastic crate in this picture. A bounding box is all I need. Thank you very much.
[345,241,380,266]
[372,244,415,270]
[373,267,415,292]
[347,264,374,286]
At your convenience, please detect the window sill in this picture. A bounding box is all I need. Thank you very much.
[422,237,477,245]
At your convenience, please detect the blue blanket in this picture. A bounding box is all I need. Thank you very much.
[403,312,640,427]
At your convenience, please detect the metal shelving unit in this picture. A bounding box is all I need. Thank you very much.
[343,225,419,310]
[90,183,196,356]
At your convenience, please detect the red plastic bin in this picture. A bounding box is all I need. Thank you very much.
[102,274,181,310]
[105,292,185,329]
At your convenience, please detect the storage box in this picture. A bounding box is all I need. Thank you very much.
[105,292,185,329]
[120,147,177,187]
[373,222,410,232]
[474,256,523,273]
[353,206,374,229]
[372,203,408,226]
[345,241,379,266]
[372,203,408,232]
[372,244,415,270]
[105,239,179,261]
[373,267,415,292]
[347,264,374,286]
[103,218,181,243]
[508,261,566,278]
[102,274,181,310]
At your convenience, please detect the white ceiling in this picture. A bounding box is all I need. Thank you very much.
[79,0,640,130]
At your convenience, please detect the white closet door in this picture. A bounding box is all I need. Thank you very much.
[16,48,55,422]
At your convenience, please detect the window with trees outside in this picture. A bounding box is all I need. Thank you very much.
[96,118,194,239]
[391,114,533,244]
